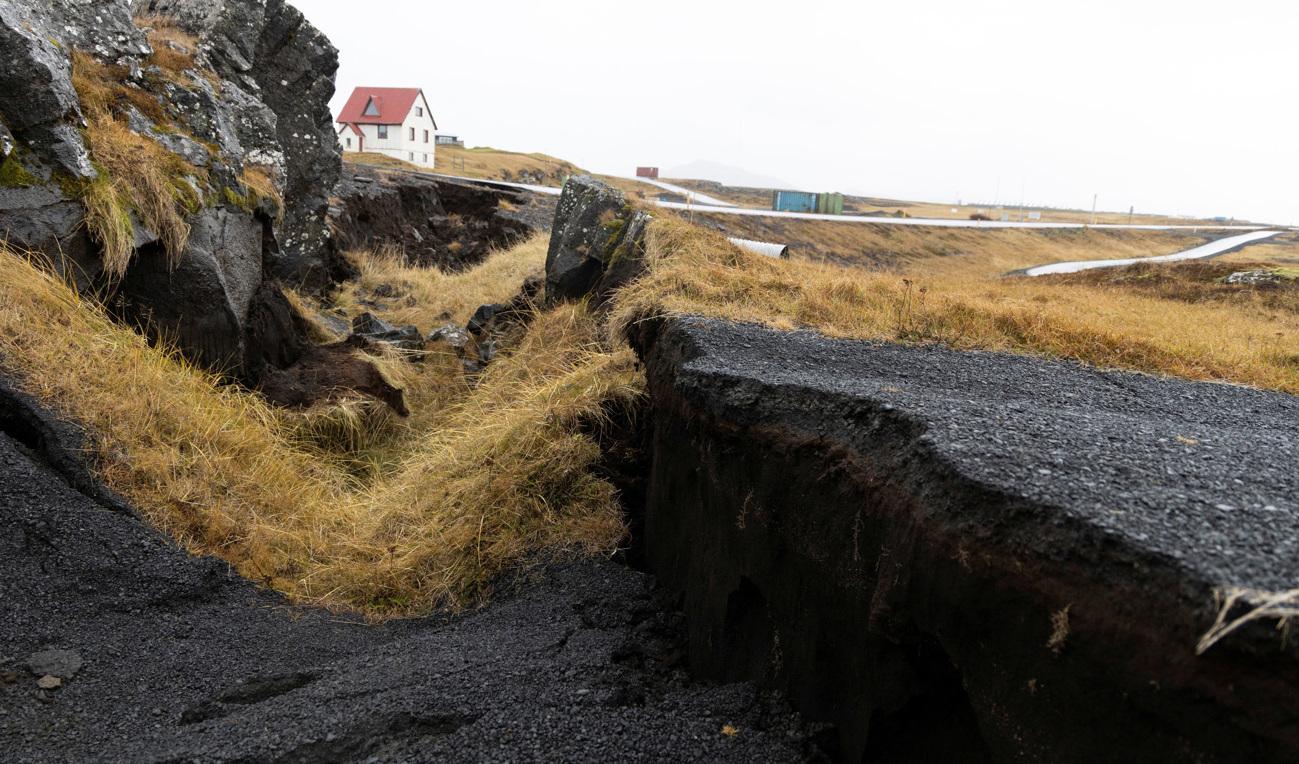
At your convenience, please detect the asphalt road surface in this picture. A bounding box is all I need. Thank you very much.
[617,176,738,207]
[668,317,1299,594]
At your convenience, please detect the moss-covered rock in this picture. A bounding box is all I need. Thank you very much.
[545,176,651,306]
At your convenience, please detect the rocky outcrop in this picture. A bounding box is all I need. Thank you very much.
[330,165,535,270]
[545,176,650,305]
[0,0,344,382]
[136,0,346,290]
[631,316,1299,762]
[117,209,264,372]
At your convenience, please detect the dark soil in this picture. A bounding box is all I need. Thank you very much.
[0,376,819,763]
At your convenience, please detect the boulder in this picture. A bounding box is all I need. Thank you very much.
[259,335,409,416]
[137,0,345,291]
[0,0,350,384]
[117,208,263,374]
[545,176,649,304]
[25,649,82,679]
[351,312,424,351]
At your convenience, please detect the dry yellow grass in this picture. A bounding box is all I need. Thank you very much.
[347,146,583,187]
[336,234,549,328]
[613,217,1299,394]
[435,145,583,186]
[239,164,283,221]
[692,211,1216,271]
[135,14,199,84]
[71,49,205,276]
[0,238,634,616]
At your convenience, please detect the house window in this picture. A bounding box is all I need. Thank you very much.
[423,130,429,143]
[345,137,352,148]
[377,125,388,139]
[416,107,423,117]
[363,98,380,117]
[423,153,429,163]
[409,127,415,141]
[408,152,414,161]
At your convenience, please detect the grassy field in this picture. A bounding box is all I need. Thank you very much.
[663,177,1250,226]
[349,146,583,187]
[687,211,1223,270]
[614,217,1299,395]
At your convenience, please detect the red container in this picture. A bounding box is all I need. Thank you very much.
[636,166,660,179]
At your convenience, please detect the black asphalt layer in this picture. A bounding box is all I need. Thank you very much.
[670,317,1299,594]
[0,427,814,762]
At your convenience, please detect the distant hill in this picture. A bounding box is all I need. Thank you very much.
[664,160,792,189]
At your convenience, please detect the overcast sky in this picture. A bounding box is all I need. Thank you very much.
[296,0,1297,224]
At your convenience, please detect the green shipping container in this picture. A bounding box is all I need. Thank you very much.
[816,192,844,215]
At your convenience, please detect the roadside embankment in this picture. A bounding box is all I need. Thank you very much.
[629,315,1299,761]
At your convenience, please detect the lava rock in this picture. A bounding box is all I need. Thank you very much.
[117,208,264,375]
[545,176,649,304]
[428,323,471,353]
[259,335,409,416]
[1224,270,1283,285]
[138,0,344,291]
[351,312,424,351]
[466,304,502,337]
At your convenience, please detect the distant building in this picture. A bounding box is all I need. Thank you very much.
[336,87,438,168]
[636,166,660,179]
[772,190,843,215]
[435,135,464,147]
[657,192,688,204]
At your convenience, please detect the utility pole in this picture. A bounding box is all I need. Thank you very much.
[1090,194,1098,226]
[1128,205,1134,225]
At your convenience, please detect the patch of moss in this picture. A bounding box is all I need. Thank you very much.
[222,186,254,214]
[0,152,37,188]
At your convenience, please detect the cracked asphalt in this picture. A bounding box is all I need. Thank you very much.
[670,317,1299,594]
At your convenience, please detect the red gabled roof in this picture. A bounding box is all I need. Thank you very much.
[339,123,363,137]
[337,87,424,125]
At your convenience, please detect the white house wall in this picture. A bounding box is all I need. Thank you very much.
[337,102,438,168]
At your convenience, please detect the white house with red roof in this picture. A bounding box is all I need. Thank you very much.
[336,87,438,168]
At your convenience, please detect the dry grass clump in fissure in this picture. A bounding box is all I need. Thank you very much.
[0,237,635,616]
[612,217,1299,394]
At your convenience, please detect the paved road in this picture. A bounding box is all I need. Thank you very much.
[639,316,1299,758]
[666,316,1299,593]
[376,167,1274,233]
[1021,229,1284,276]
[616,176,738,207]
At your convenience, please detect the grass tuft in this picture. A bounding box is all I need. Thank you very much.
[71,49,207,276]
